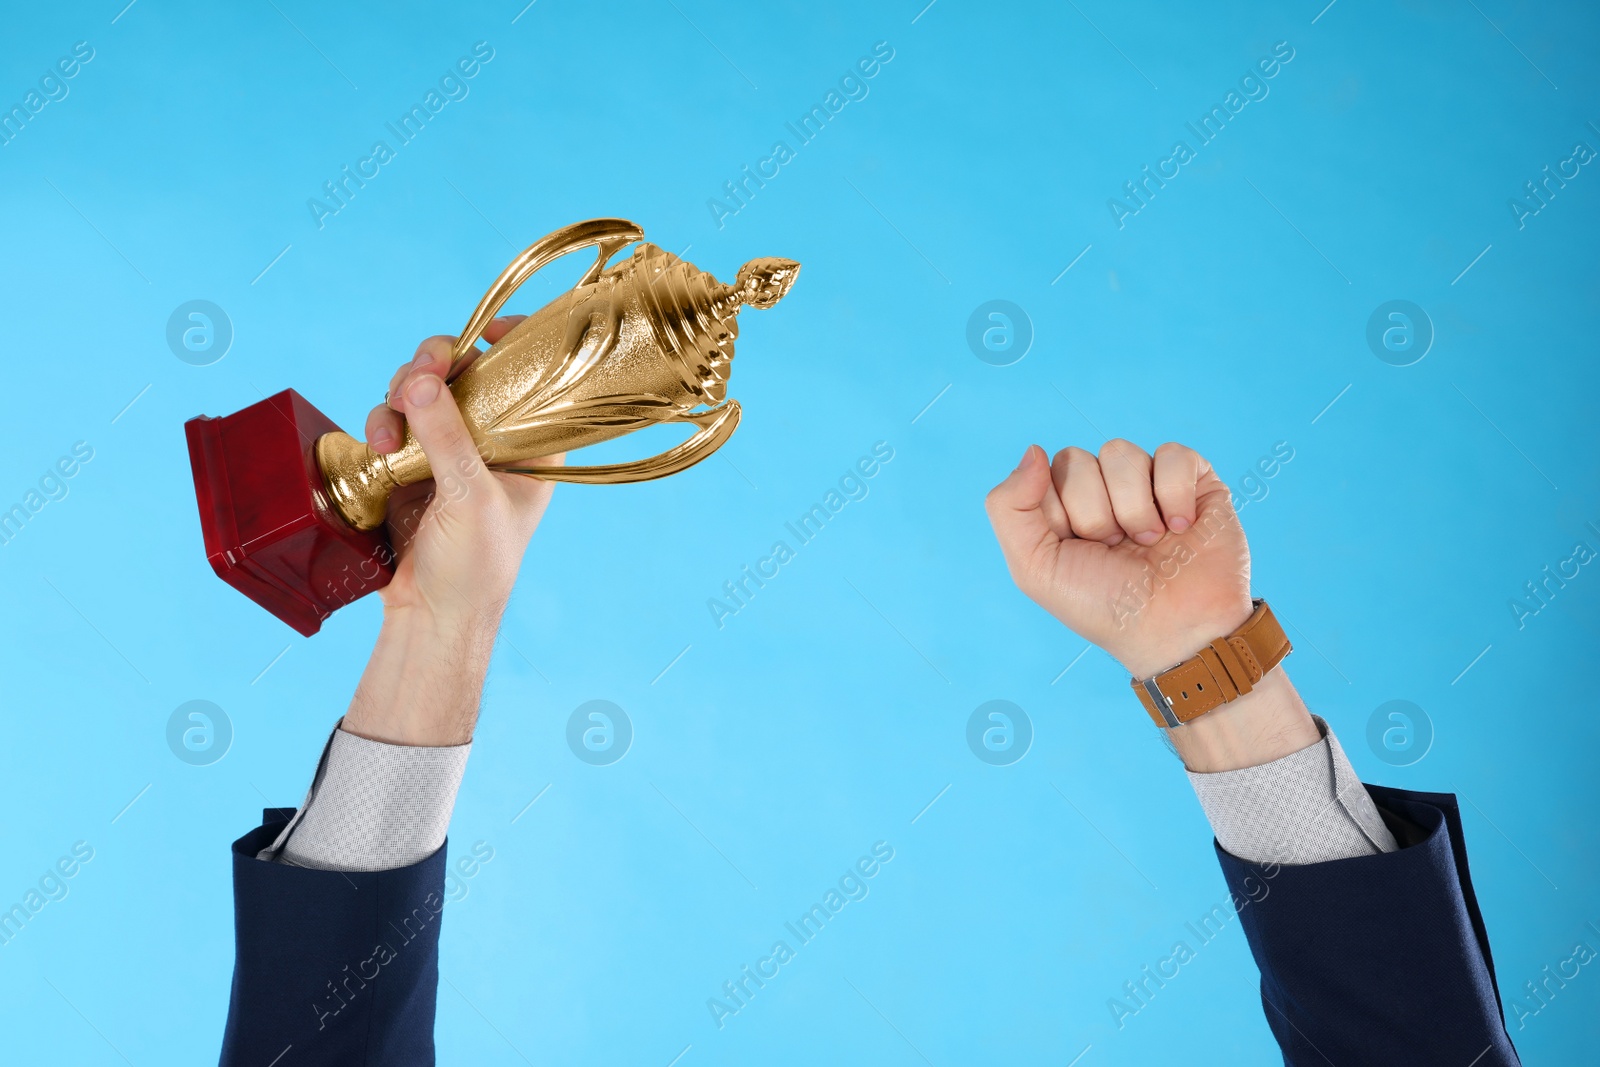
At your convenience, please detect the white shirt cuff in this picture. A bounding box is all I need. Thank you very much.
[1186,715,1398,865]
[256,722,471,872]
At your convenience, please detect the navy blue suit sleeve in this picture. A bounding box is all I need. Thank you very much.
[1216,786,1520,1066]
[219,808,445,1067]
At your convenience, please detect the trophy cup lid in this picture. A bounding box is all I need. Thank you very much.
[625,244,800,407]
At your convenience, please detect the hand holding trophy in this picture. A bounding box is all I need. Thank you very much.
[185,218,799,635]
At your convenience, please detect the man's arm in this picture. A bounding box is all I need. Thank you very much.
[985,439,1519,1066]
[220,321,553,1066]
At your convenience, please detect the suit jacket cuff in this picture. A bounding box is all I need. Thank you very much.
[222,809,446,1064]
[1214,788,1519,1065]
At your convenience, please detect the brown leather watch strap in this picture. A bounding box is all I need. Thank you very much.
[1130,599,1292,728]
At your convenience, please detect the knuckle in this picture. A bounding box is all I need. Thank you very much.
[1153,441,1188,461]
[440,428,476,460]
[1056,445,1094,469]
[410,336,456,369]
[1100,437,1135,458]
[1101,439,1149,471]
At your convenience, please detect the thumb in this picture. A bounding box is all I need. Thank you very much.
[984,445,1061,577]
[401,370,488,489]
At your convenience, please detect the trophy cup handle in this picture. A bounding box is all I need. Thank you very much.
[444,217,645,380]
[491,399,742,483]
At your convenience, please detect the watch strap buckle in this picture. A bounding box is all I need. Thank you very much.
[1139,677,1183,729]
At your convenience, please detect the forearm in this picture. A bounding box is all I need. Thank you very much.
[342,605,500,747]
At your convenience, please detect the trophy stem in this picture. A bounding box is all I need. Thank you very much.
[316,431,398,531]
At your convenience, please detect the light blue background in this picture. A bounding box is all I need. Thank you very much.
[1,0,1596,1063]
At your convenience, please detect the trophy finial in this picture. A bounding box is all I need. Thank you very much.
[733,257,801,309]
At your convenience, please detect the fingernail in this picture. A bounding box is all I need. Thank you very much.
[1169,515,1191,533]
[406,374,441,406]
[413,349,436,370]
[1133,529,1163,546]
[1016,445,1036,471]
[370,427,396,452]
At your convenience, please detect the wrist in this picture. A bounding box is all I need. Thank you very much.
[1113,598,1254,681]
[1165,668,1320,772]
[381,600,504,645]
[1105,598,1320,772]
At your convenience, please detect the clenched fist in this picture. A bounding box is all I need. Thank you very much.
[364,316,559,625]
[985,439,1254,681]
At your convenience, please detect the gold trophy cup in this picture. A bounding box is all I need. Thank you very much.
[185,217,799,634]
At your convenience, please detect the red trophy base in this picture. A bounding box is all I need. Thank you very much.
[185,390,393,636]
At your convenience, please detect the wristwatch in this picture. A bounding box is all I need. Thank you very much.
[1131,599,1292,728]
